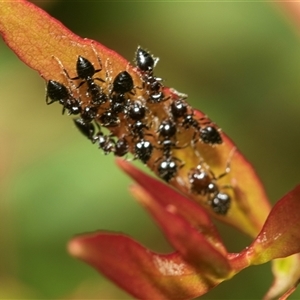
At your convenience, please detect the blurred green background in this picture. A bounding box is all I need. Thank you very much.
[1,1,300,299]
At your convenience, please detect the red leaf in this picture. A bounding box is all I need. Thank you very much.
[235,185,300,265]
[129,184,232,279]
[0,0,129,81]
[68,233,220,300]
[117,159,226,255]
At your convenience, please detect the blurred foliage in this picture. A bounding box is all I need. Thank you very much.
[1,1,300,299]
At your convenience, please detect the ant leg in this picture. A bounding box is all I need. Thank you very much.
[52,55,79,85]
[105,58,113,82]
[216,146,237,180]
[52,55,71,78]
[173,156,185,169]
[94,77,105,84]
[90,41,103,74]
[125,62,140,94]
[61,106,66,115]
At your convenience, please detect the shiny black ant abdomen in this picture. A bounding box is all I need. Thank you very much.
[170,99,188,119]
[199,126,222,145]
[108,71,135,116]
[134,139,153,164]
[158,119,177,140]
[111,71,134,95]
[73,118,95,140]
[46,80,69,105]
[135,47,158,72]
[114,137,129,157]
[46,80,81,115]
[127,102,147,123]
[155,156,183,183]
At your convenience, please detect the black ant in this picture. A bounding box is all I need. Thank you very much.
[134,139,153,164]
[170,99,222,145]
[53,48,107,106]
[108,71,135,116]
[73,118,128,157]
[46,80,81,115]
[135,47,169,103]
[125,103,153,164]
[188,148,236,215]
[126,101,151,141]
[157,119,177,140]
[81,105,98,123]
[95,133,129,156]
[155,119,184,182]
[99,110,119,127]
[114,137,129,157]
[73,118,95,140]
[73,55,107,105]
[130,118,153,164]
[199,126,222,145]
[127,101,147,122]
[135,47,158,72]
[97,71,135,129]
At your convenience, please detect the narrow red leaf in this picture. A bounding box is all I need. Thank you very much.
[117,158,226,255]
[237,185,300,265]
[129,184,232,279]
[68,233,220,300]
[0,0,129,81]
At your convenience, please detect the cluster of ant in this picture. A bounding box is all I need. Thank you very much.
[45,45,231,215]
